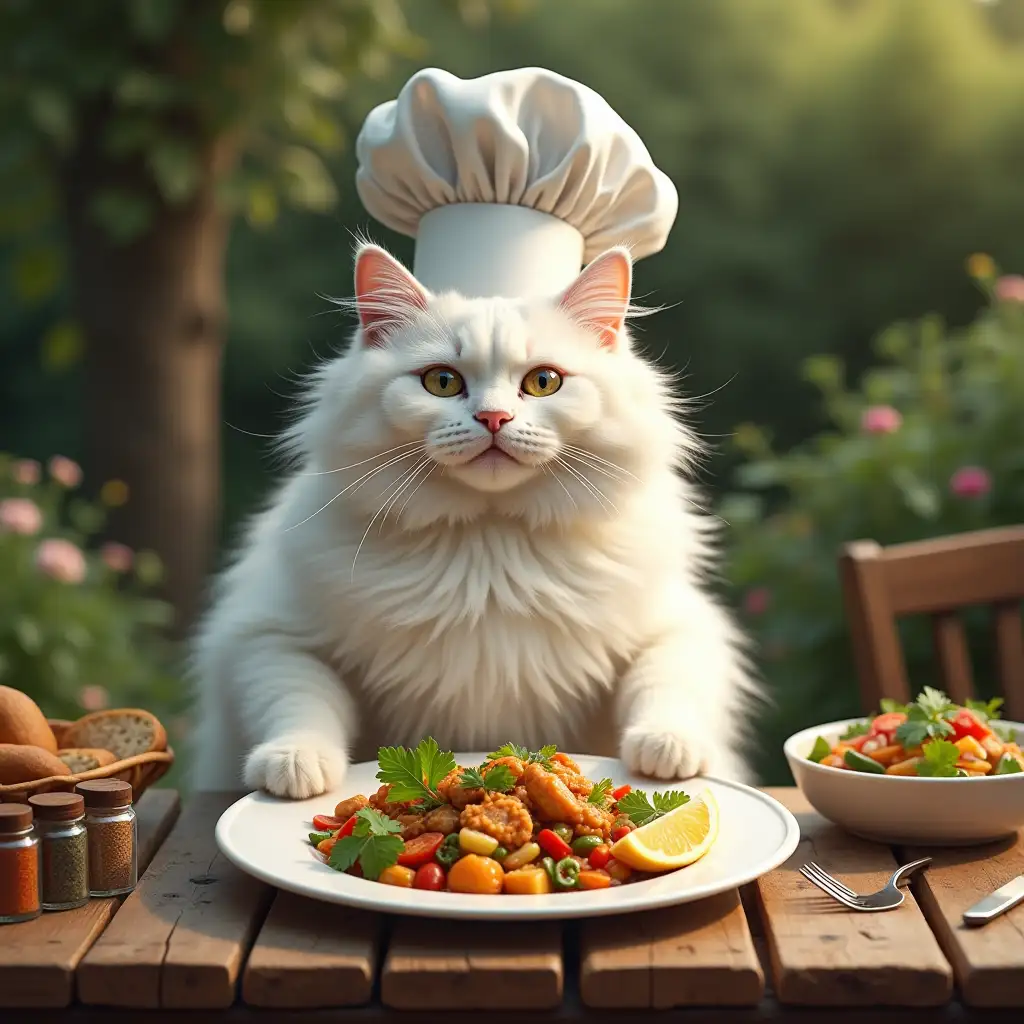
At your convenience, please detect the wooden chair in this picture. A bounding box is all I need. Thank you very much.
[840,525,1024,719]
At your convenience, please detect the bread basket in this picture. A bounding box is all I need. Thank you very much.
[0,718,174,803]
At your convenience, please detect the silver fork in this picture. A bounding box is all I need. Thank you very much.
[799,857,932,911]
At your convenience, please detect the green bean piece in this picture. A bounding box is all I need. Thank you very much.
[491,846,508,862]
[572,835,604,856]
[551,823,574,845]
[843,749,886,774]
[553,856,581,890]
[309,831,332,846]
[540,856,557,884]
[435,833,462,868]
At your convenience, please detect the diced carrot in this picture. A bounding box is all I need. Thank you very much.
[820,754,846,769]
[982,734,1005,761]
[955,736,988,761]
[578,869,612,890]
[956,759,992,775]
[503,867,553,895]
[866,744,904,766]
[886,757,922,776]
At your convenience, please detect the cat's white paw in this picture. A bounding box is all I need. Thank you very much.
[244,737,346,800]
[620,724,707,780]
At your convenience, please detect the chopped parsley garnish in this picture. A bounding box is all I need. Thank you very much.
[915,739,960,778]
[895,687,956,748]
[587,778,613,806]
[376,737,456,808]
[807,736,832,763]
[995,754,1023,775]
[839,720,869,740]
[460,763,515,793]
[879,697,909,715]
[488,742,557,769]
[965,697,1004,723]
[617,788,690,827]
[328,807,404,880]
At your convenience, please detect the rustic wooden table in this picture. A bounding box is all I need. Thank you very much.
[1,787,1022,1022]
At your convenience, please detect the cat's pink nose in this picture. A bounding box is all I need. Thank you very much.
[475,410,513,434]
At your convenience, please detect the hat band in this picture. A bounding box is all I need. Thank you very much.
[413,203,584,300]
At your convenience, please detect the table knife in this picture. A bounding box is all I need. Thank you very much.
[962,874,1024,927]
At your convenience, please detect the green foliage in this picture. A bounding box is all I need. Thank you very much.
[724,261,1024,782]
[0,452,182,726]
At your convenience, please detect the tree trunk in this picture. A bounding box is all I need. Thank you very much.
[62,134,232,637]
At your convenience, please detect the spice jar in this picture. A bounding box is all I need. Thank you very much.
[28,792,89,911]
[0,803,41,924]
[77,780,137,897]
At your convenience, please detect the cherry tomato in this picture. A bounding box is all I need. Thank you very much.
[610,825,631,843]
[588,843,611,870]
[846,733,870,752]
[612,784,632,801]
[312,814,346,833]
[537,829,573,860]
[868,711,907,744]
[949,709,991,742]
[397,832,445,867]
[413,862,446,891]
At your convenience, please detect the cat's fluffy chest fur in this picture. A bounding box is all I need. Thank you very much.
[191,244,757,798]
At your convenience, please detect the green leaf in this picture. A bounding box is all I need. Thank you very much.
[965,697,1003,723]
[13,246,61,303]
[376,745,428,803]
[807,736,832,762]
[839,720,869,740]
[416,737,456,792]
[148,139,200,204]
[488,742,530,761]
[915,740,960,778]
[328,834,365,873]
[358,833,405,880]
[41,321,84,372]
[587,778,613,805]
[879,698,909,715]
[896,688,956,748]
[309,831,331,846]
[460,763,514,792]
[353,807,402,836]
[994,755,1023,776]
[918,687,955,718]
[617,789,690,827]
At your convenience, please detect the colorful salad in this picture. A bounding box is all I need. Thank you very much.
[808,688,1024,778]
[306,739,717,893]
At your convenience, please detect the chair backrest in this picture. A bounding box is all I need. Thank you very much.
[839,525,1024,719]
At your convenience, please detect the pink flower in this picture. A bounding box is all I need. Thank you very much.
[79,685,109,712]
[949,466,991,500]
[743,587,771,616]
[995,275,1024,303]
[0,498,43,535]
[100,542,133,573]
[48,455,82,489]
[860,405,902,435]
[12,459,41,485]
[35,538,87,583]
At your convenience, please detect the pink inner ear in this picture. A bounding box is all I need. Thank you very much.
[354,245,428,347]
[558,248,632,350]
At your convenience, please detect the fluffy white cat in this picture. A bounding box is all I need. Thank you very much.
[191,243,758,798]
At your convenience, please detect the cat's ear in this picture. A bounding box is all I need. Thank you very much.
[557,246,632,351]
[354,244,429,347]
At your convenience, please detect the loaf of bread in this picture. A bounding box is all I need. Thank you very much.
[62,709,167,760]
[57,748,119,773]
[0,685,58,753]
[0,743,69,784]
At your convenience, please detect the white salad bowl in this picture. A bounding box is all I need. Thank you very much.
[784,718,1024,846]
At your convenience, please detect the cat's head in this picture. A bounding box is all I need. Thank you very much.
[297,242,693,528]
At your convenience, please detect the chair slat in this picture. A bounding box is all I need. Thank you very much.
[579,889,763,1008]
[931,612,975,705]
[907,831,1024,1007]
[993,601,1024,721]
[77,792,272,1010]
[756,789,952,1007]
[0,788,180,1009]
[242,891,380,1008]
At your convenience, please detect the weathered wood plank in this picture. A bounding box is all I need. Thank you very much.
[0,787,180,1009]
[76,791,271,1009]
[907,831,1024,1007]
[382,919,562,1010]
[580,890,764,1008]
[756,788,953,1006]
[242,891,380,1008]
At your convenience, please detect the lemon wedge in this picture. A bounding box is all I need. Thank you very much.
[609,789,719,872]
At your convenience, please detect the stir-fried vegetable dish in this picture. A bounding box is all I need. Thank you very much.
[808,688,1024,778]
[306,740,700,893]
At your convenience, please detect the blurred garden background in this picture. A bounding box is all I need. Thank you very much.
[1,0,1023,785]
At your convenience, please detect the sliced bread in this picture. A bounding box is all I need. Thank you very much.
[58,747,118,773]
[62,709,167,760]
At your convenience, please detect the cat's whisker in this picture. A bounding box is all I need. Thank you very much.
[284,448,424,531]
[351,458,431,579]
[553,456,618,516]
[378,457,434,533]
[559,449,633,484]
[561,445,639,482]
[300,439,425,477]
[544,464,578,513]
[397,461,438,522]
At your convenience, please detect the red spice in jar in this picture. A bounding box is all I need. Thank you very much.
[0,803,41,924]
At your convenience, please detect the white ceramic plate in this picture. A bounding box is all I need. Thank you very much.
[785,719,1024,845]
[216,753,800,920]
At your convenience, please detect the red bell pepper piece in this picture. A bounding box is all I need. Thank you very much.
[537,828,573,860]
[612,784,632,801]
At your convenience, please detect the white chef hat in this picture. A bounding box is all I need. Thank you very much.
[355,67,678,299]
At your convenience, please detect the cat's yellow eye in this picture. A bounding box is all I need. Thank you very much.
[422,366,464,398]
[522,366,562,398]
